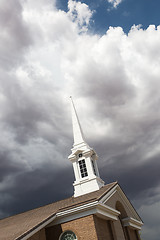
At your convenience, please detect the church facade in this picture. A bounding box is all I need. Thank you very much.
[0,98,143,240]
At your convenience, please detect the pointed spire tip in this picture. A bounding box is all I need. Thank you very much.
[70,97,85,146]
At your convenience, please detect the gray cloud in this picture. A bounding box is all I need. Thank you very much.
[0,164,74,218]
[0,0,32,69]
[100,152,160,201]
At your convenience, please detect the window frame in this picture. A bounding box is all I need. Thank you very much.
[78,159,88,178]
[59,230,77,240]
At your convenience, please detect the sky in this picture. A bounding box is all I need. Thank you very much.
[0,0,160,239]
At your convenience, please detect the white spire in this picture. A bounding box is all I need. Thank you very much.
[68,97,105,197]
[70,97,86,147]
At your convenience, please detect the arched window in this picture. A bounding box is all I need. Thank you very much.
[59,230,77,240]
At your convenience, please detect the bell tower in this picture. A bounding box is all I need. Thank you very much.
[68,97,104,197]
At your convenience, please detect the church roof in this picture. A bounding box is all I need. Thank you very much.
[0,182,117,240]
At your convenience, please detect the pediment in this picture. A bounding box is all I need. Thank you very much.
[99,183,142,223]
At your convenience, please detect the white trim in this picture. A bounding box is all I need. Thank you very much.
[57,201,98,217]
[116,186,141,220]
[59,230,78,240]
[100,184,142,222]
[73,176,104,186]
[122,217,143,230]
[16,183,142,240]
[99,184,118,203]
[48,201,120,226]
[16,215,56,240]
[96,203,120,221]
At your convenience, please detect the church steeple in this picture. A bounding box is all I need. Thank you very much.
[68,98,104,197]
[70,96,86,148]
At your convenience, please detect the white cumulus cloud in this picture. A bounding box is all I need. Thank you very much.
[107,0,123,8]
[67,0,93,32]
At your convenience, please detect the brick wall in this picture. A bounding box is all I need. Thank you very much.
[45,215,98,240]
[27,216,141,240]
[45,215,127,240]
[94,216,114,240]
[61,215,98,240]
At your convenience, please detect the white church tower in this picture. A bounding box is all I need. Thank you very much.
[68,97,104,197]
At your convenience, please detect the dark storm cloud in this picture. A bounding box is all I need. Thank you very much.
[0,163,74,218]
[0,150,24,182]
[100,151,160,203]
[0,0,32,69]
